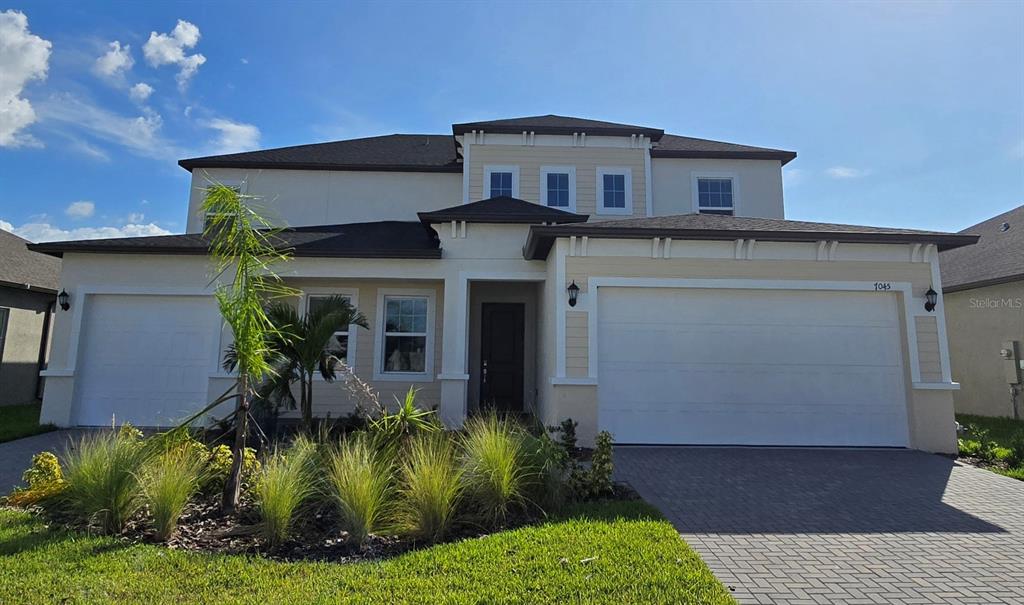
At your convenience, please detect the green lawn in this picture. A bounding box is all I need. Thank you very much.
[0,403,55,443]
[957,413,1024,481]
[0,501,734,605]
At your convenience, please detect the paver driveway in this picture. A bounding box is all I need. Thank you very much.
[615,447,1024,605]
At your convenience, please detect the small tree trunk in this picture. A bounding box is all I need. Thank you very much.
[301,371,312,433]
[222,373,250,514]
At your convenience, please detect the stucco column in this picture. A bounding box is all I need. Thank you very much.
[437,273,469,427]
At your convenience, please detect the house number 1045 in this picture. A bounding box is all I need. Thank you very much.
[874,282,892,291]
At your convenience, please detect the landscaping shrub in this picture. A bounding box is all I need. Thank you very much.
[519,429,569,513]
[571,431,615,500]
[461,414,535,525]
[3,451,68,507]
[1007,431,1024,469]
[958,438,982,458]
[548,418,578,456]
[62,427,152,534]
[326,434,394,546]
[141,445,208,541]
[255,435,318,546]
[396,433,463,542]
[960,424,999,462]
[369,387,440,458]
[207,444,260,493]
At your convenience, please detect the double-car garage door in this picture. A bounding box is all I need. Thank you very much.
[597,287,910,447]
[74,295,220,427]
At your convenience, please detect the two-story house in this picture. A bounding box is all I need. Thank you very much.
[31,115,977,452]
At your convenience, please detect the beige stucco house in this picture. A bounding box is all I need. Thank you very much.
[940,205,1024,418]
[30,115,977,453]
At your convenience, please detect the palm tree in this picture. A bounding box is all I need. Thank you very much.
[262,296,368,432]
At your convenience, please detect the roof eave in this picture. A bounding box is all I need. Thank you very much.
[451,124,665,141]
[523,226,978,260]
[417,212,590,225]
[0,279,58,295]
[27,244,442,260]
[942,272,1024,294]
[177,160,463,174]
[650,149,798,166]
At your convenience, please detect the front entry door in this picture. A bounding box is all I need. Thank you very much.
[480,303,525,413]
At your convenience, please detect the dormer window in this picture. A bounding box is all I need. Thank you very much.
[541,166,576,212]
[696,176,735,215]
[596,167,632,215]
[484,165,519,198]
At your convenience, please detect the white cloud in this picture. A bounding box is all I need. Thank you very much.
[129,82,153,102]
[143,20,206,90]
[36,93,178,160]
[825,166,869,179]
[240,57,249,65]
[0,218,172,242]
[92,40,134,80]
[65,200,95,219]
[0,10,52,147]
[204,118,260,153]
[126,212,145,223]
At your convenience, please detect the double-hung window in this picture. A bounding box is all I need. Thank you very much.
[596,167,633,215]
[306,294,356,368]
[381,295,430,375]
[484,165,519,198]
[540,166,576,211]
[696,176,735,215]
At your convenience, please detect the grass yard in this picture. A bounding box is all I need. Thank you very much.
[0,501,734,605]
[0,402,55,443]
[957,413,1024,481]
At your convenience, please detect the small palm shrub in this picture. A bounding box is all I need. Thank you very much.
[396,433,463,542]
[326,434,394,545]
[62,427,152,534]
[256,435,318,546]
[370,387,440,458]
[461,414,534,525]
[3,451,68,508]
[141,446,208,541]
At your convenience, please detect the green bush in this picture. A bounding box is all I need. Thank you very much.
[961,424,999,462]
[3,451,68,507]
[396,433,463,542]
[571,431,615,500]
[62,428,153,534]
[461,414,533,525]
[141,446,208,541]
[326,435,394,546]
[1007,431,1024,469]
[369,387,440,458]
[547,418,578,456]
[255,435,318,547]
[958,438,982,458]
[207,444,260,493]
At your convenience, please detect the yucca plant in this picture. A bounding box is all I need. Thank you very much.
[396,433,463,542]
[255,435,318,547]
[461,414,534,525]
[141,445,208,541]
[62,428,152,534]
[326,434,394,545]
[369,387,440,458]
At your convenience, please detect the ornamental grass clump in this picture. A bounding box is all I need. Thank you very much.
[62,426,151,534]
[461,414,534,526]
[326,434,394,546]
[396,433,463,543]
[141,446,208,541]
[256,435,318,547]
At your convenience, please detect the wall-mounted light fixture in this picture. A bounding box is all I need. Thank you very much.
[924,287,938,313]
[567,281,580,308]
[58,289,70,311]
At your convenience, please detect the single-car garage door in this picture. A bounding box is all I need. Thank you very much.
[74,295,221,427]
[597,287,909,446]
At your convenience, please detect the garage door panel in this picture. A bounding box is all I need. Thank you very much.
[597,288,909,446]
[75,295,220,427]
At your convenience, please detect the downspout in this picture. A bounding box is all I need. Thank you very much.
[35,299,54,400]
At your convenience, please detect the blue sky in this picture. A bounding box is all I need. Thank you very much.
[1,0,1021,241]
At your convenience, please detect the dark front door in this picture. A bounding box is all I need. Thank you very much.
[480,303,525,413]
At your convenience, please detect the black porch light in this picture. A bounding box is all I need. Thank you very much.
[567,281,580,308]
[924,287,938,313]
[58,289,70,311]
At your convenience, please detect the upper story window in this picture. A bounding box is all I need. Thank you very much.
[540,166,576,212]
[695,176,735,215]
[484,165,519,198]
[596,167,633,215]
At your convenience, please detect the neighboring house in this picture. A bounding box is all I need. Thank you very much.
[939,205,1024,418]
[0,229,60,406]
[30,114,977,453]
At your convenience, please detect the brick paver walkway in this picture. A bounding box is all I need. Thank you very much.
[615,447,1024,604]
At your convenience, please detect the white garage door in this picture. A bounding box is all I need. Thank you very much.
[74,295,221,427]
[597,287,909,446]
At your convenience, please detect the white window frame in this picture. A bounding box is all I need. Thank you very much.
[692,172,739,215]
[540,166,577,212]
[303,289,359,377]
[201,184,245,230]
[374,288,436,382]
[596,167,633,215]
[483,165,520,199]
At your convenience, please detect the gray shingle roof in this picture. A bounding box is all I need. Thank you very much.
[28,221,441,259]
[452,114,665,140]
[939,205,1024,292]
[179,134,461,173]
[418,196,589,224]
[524,213,978,260]
[0,228,61,293]
[652,134,797,165]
